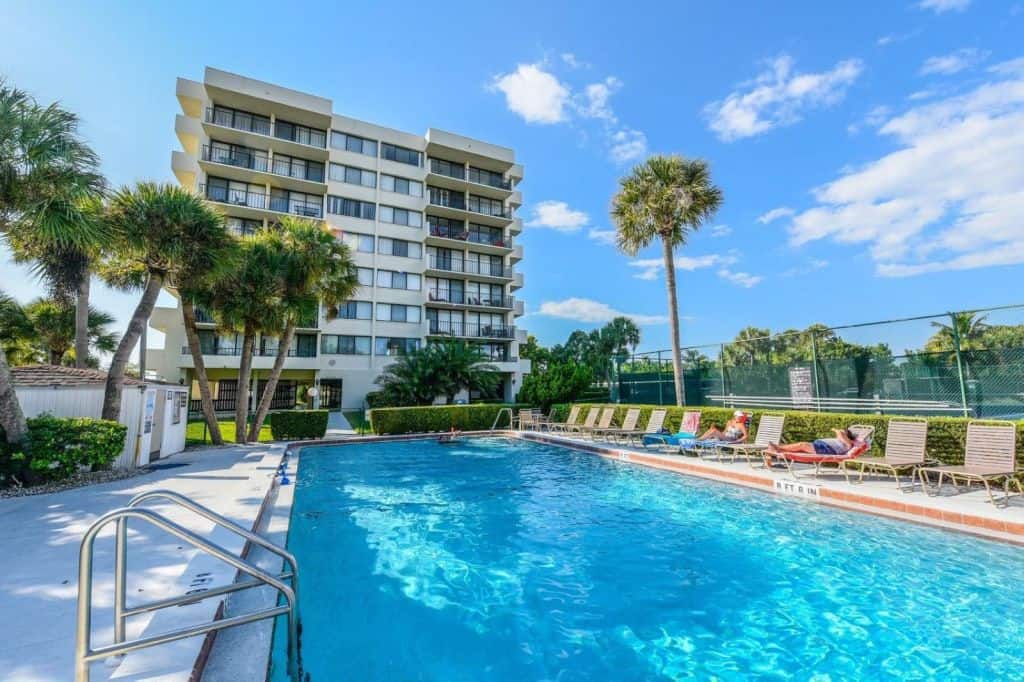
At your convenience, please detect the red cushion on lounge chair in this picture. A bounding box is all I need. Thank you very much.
[781,442,869,464]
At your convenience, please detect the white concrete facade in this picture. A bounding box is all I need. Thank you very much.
[150,67,531,410]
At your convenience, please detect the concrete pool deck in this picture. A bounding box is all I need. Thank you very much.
[0,443,287,682]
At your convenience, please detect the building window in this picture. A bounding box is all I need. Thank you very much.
[468,166,508,189]
[376,303,421,323]
[275,119,327,148]
[468,223,505,246]
[321,334,371,355]
[338,301,372,320]
[429,157,465,179]
[269,189,323,218]
[427,215,466,239]
[327,196,375,220]
[375,337,421,356]
[380,174,423,197]
[356,267,374,286]
[377,237,422,259]
[209,106,271,136]
[338,232,375,253]
[381,142,423,167]
[379,206,423,228]
[468,194,506,217]
[330,131,378,156]
[226,217,263,237]
[268,153,325,182]
[376,270,421,290]
[330,163,376,188]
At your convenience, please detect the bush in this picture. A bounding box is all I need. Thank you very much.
[270,410,329,440]
[550,403,1024,466]
[516,362,593,410]
[0,415,127,486]
[369,404,529,434]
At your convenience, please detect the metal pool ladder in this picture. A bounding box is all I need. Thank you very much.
[491,407,513,431]
[75,489,304,681]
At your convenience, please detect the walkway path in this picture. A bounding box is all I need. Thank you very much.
[325,410,356,438]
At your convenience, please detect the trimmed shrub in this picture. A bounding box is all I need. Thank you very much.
[550,403,1024,466]
[369,404,529,434]
[1,415,127,486]
[270,410,329,440]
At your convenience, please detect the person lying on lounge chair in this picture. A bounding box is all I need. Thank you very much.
[698,412,748,443]
[765,428,863,457]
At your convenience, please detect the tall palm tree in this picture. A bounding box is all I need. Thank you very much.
[99,183,233,421]
[214,235,286,442]
[611,155,723,406]
[21,297,118,365]
[0,81,105,443]
[929,312,990,353]
[247,217,359,441]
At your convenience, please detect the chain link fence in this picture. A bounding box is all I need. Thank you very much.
[611,304,1024,418]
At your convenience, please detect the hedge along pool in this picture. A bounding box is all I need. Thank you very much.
[270,437,1024,680]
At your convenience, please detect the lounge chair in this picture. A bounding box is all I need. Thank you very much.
[917,421,1017,506]
[579,407,616,439]
[688,411,752,459]
[548,405,582,433]
[512,408,545,431]
[618,409,668,446]
[764,424,875,477]
[565,407,600,434]
[840,420,933,491]
[717,414,786,465]
[590,408,640,441]
[642,411,701,450]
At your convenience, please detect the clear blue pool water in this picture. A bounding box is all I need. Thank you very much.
[270,437,1024,681]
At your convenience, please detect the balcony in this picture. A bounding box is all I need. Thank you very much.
[193,307,216,324]
[182,345,241,356]
[257,347,317,358]
[428,158,466,180]
[201,184,323,219]
[426,255,510,279]
[428,190,466,211]
[269,155,325,184]
[426,226,512,253]
[468,167,512,191]
[427,289,514,309]
[203,106,329,160]
[427,321,516,339]
[202,144,268,172]
[467,196,512,220]
[273,120,327,149]
[205,106,271,136]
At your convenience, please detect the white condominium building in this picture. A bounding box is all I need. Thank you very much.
[148,68,530,411]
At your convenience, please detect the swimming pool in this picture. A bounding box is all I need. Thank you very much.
[270,437,1024,680]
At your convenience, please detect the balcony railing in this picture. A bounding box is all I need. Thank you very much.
[428,191,466,210]
[202,184,268,210]
[182,345,241,356]
[257,347,317,358]
[181,344,316,358]
[428,321,516,339]
[427,290,514,309]
[468,168,512,190]
[427,226,509,248]
[273,123,327,149]
[268,195,323,218]
[205,107,271,136]
[269,157,325,183]
[467,197,512,219]
[201,145,269,172]
[427,255,508,278]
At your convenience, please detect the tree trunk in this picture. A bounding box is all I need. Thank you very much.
[182,299,223,445]
[49,348,62,365]
[234,326,255,443]
[0,344,28,444]
[75,275,90,368]
[248,322,295,442]
[661,237,686,406]
[102,273,164,421]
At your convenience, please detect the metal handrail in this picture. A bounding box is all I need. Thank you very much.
[491,407,513,431]
[76,504,302,681]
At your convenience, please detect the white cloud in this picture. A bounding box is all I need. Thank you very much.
[757,207,795,224]
[920,48,989,76]
[538,298,668,325]
[608,128,648,163]
[587,228,617,245]
[525,200,589,232]
[488,63,571,124]
[848,105,892,134]
[918,0,971,13]
[578,77,622,121]
[717,269,763,288]
[783,258,830,277]
[561,53,589,69]
[710,224,733,238]
[628,254,736,280]
[785,58,1024,277]
[877,30,919,47]
[705,55,864,141]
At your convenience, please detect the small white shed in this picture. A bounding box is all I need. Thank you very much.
[12,365,190,468]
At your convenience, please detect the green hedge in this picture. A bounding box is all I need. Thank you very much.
[270,410,329,440]
[550,403,1024,466]
[1,415,127,486]
[369,404,528,434]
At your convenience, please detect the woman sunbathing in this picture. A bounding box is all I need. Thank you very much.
[699,411,748,443]
[766,428,863,456]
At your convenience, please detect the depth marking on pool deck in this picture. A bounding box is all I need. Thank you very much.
[517,431,1024,545]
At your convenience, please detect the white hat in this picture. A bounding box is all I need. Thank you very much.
[733,410,745,417]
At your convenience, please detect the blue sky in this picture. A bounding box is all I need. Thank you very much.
[2,0,1023,359]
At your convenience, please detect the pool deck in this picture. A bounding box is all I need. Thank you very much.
[517,430,1024,545]
[0,443,288,682]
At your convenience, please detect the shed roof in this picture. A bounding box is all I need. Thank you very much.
[11,365,182,389]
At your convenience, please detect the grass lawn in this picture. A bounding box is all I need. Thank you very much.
[343,409,372,434]
[186,419,273,444]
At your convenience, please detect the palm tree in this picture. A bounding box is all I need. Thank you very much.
[374,342,499,406]
[0,81,105,443]
[611,155,723,405]
[99,183,233,421]
[246,217,359,441]
[929,312,990,353]
[214,235,286,442]
[21,297,118,365]
[433,341,500,403]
